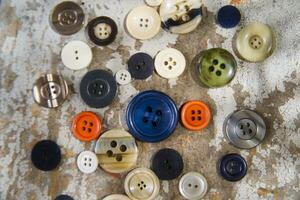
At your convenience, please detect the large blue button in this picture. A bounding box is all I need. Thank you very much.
[217,153,247,181]
[126,90,178,142]
[217,5,241,29]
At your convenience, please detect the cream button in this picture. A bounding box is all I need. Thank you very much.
[179,172,208,200]
[235,22,276,62]
[102,194,131,200]
[145,0,163,7]
[77,151,98,174]
[95,129,138,174]
[126,6,161,40]
[61,40,93,70]
[115,69,132,85]
[155,48,186,79]
[124,167,160,200]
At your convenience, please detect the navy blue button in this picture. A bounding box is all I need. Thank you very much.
[126,90,178,142]
[128,53,154,80]
[217,5,241,28]
[55,195,74,200]
[31,140,61,171]
[217,153,247,181]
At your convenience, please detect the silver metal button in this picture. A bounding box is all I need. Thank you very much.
[179,172,208,200]
[49,1,85,35]
[223,109,266,149]
[33,74,68,108]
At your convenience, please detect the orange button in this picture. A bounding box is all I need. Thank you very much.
[181,101,211,131]
[72,111,102,141]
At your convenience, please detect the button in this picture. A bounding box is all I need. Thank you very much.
[217,153,247,182]
[124,167,160,200]
[160,0,202,34]
[102,194,131,200]
[145,0,163,7]
[61,40,92,70]
[223,109,266,149]
[216,5,241,28]
[33,74,69,108]
[235,22,276,62]
[115,69,132,85]
[77,150,98,174]
[86,16,118,46]
[126,6,161,40]
[128,53,154,80]
[31,140,61,171]
[95,129,138,174]
[126,90,178,143]
[180,101,211,131]
[179,172,208,200]
[49,1,85,35]
[192,48,237,88]
[80,70,117,108]
[55,195,74,200]
[151,148,183,180]
[154,48,186,79]
[72,111,102,141]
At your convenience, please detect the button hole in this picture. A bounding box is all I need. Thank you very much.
[106,150,113,157]
[143,117,148,123]
[249,129,253,134]
[88,128,92,132]
[120,145,127,152]
[76,57,79,60]
[110,140,117,148]
[192,117,195,121]
[164,61,168,66]
[188,184,192,187]
[220,63,226,69]
[216,71,222,76]
[213,59,218,65]
[240,125,243,129]
[198,110,201,114]
[89,122,93,127]
[147,106,153,113]
[195,185,198,188]
[82,127,86,131]
[83,121,87,125]
[152,121,158,128]
[197,116,201,121]
[168,66,172,70]
[191,110,195,115]
[209,66,215,72]
[247,123,250,127]
[116,155,122,162]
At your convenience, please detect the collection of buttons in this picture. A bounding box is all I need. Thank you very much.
[31,1,274,199]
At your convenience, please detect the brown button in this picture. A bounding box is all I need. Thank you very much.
[33,74,68,108]
[49,1,85,35]
[95,129,138,174]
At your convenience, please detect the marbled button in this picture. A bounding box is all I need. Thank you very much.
[95,129,138,174]
[235,22,276,62]
[160,0,202,34]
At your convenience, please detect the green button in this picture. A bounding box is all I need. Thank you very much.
[195,48,237,88]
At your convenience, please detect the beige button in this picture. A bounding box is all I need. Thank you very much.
[33,74,68,108]
[102,194,131,200]
[49,1,85,35]
[124,167,160,200]
[235,22,276,62]
[95,129,138,174]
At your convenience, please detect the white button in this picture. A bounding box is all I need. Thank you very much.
[124,167,160,200]
[102,194,131,200]
[126,6,161,40]
[145,0,163,7]
[179,172,208,200]
[61,40,93,70]
[77,151,98,174]
[115,70,132,85]
[154,48,186,79]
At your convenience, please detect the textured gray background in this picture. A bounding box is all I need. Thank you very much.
[0,0,299,200]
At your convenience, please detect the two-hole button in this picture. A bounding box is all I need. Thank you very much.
[179,172,208,200]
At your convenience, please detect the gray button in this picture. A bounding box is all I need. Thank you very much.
[49,1,85,35]
[33,74,68,108]
[223,109,266,149]
[179,172,208,200]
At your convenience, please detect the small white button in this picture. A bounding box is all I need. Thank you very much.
[61,40,93,70]
[179,172,208,200]
[155,48,186,79]
[145,0,163,7]
[102,194,131,200]
[124,167,160,200]
[115,70,132,85]
[126,6,161,40]
[77,151,98,174]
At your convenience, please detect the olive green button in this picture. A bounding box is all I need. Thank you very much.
[195,48,237,88]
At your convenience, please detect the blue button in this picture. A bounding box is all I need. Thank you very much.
[217,153,247,181]
[126,90,178,142]
[217,5,241,28]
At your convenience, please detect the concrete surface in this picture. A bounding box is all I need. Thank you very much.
[0,0,299,199]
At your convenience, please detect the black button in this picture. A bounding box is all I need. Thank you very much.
[31,140,61,171]
[86,16,118,46]
[217,5,241,29]
[80,70,117,108]
[128,53,154,80]
[55,195,74,200]
[217,153,247,182]
[151,148,183,180]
